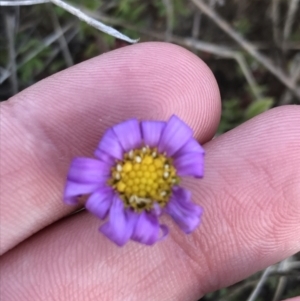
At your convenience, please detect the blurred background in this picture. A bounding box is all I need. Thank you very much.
[0,0,299,300]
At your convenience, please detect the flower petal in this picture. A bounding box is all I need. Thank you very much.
[113,119,142,152]
[165,187,203,234]
[85,187,114,219]
[141,121,166,148]
[94,148,115,166]
[96,128,124,160]
[67,158,110,183]
[151,202,163,216]
[174,138,205,158]
[159,225,169,241]
[131,212,160,245]
[99,196,135,246]
[158,115,193,156]
[174,152,204,178]
[64,181,100,205]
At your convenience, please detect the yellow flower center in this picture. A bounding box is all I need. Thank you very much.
[108,147,180,211]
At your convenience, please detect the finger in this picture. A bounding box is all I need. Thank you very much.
[1,106,299,301]
[0,42,221,254]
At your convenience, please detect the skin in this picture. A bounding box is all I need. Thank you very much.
[0,42,299,301]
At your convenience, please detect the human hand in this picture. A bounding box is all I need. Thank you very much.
[1,42,299,301]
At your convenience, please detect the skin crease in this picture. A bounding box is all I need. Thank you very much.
[0,42,299,301]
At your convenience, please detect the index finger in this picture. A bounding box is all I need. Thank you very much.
[0,42,221,254]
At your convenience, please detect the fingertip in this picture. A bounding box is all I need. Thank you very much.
[12,42,221,143]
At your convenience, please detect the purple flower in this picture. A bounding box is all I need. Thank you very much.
[64,115,204,246]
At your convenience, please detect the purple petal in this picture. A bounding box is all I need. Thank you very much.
[131,212,160,245]
[158,115,193,157]
[113,119,142,152]
[174,152,204,178]
[94,148,115,166]
[64,181,100,205]
[99,196,135,246]
[174,138,205,158]
[67,158,110,183]
[151,202,163,216]
[141,121,166,148]
[165,187,203,234]
[159,225,169,241]
[85,187,114,219]
[96,128,124,160]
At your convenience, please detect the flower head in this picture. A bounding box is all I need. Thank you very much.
[64,115,204,246]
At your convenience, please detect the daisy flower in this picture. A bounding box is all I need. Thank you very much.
[64,115,204,246]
